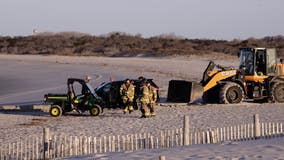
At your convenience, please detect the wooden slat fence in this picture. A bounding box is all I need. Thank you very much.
[0,135,43,160]
[0,114,283,160]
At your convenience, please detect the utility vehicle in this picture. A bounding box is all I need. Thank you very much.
[44,78,104,117]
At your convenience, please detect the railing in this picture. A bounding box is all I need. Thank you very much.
[0,114,283,160]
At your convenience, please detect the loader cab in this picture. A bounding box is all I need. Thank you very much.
[239,48,277,77]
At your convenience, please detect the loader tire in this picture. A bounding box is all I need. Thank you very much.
[202,86,220,104]
[270,82,284,103]
[219,82,243,104]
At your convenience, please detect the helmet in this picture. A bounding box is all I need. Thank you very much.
[146,80,151,85]
[138,76,145,81]
[125,79,131,83]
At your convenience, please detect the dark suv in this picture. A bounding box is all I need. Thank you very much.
[95,79,159,109]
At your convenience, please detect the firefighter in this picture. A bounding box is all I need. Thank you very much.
[148,82,157,117]
[139,80,150,118]
[120,79,135,114]
[135,76,146,103]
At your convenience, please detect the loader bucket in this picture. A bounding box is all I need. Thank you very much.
[167,80,203,103]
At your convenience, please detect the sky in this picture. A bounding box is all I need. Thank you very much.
[0,0,283,40]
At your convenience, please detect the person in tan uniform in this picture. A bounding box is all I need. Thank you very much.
[148,82,157,117]
[120,79,135,114]
[139,80,151,118]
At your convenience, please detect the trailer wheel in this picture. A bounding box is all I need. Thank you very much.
[50,105,63,117]
[270,82,284,103]
[89,104,101,116]
[219,82,243,104]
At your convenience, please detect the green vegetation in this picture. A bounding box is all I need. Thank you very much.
[0,32,283,57]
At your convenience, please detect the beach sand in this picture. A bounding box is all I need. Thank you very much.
[1,54,284,159]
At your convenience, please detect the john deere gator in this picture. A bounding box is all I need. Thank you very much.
[44,78,104,117]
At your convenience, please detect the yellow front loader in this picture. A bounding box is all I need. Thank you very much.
[188,48,284,104]
[197,61,245,104]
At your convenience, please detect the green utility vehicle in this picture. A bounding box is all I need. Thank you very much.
[44,78,104,117]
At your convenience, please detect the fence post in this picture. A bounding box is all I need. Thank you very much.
[93,137,97,154]
[194,132,197,144]
[35,137,39,159]
[159,155,166,160]
[108,136,112,153]
[139,134,143,149]
[175,129,179,146]
[254,114,261,139]
[183,115,190,146]
[150,136,154,149]
[83,136,87,155]
[134,134,138,150]
[156,137,159,149]
[206,131,210,144]
[276,123,280,136]
[117,135,120,152]
[43,128,50,160]
[130,134,134,151]
[272,123,276,136]
[112,136,116,152]
[20,141,23,160]
[233,126,237,140]
[171,130,174,147]
[103,136,107,153]
[160,131,165,147]
[179,128,183,146]
[269,122,272,137]
[122,135,126,151]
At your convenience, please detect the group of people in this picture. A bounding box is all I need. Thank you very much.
[119,77,157,118]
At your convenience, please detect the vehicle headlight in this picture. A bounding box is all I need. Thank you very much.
[43,95,47,102]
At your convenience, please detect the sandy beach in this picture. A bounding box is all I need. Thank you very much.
[1,54,284,159]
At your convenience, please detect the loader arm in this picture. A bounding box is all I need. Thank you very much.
[203,70,237,92]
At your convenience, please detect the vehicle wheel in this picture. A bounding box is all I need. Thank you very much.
[270,83,284,103]
[89,104,101,116]
[202,86,220,104]
[219,82,243,104]
[50,105,63,117]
